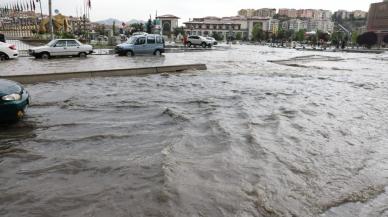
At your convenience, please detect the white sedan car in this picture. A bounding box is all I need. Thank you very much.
[28,39,93,59]
[0,42,18,61]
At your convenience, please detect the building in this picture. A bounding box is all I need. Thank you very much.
[353,10,368,19]
[156,14,180,37]
[282,19,308,32]
[367,0,388,43]
[183,16,278,40]
[297,9,315,19]
[255,8,276,18]
[282,18,334,33]
[307,19,334,32]
[278,8,298,18]
[238,9,256,17]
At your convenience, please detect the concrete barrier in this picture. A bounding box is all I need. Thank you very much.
[1,64,207,84]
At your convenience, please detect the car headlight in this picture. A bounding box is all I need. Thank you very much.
[2,93,21,101]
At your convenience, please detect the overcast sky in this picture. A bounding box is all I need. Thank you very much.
[1,0,380,22]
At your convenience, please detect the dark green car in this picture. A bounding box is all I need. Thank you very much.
[0,79,30,122]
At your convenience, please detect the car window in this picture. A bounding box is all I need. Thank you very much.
[66,40,80,47]
[147,36,156,44]
[136,37,146,45]
[156,36,163,44]
[55,40,66,47]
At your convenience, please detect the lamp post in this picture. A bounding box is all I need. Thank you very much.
[48,0,54,39]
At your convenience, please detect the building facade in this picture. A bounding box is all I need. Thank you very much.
[282,19,334,33]
[278,9,298,18]
[367,0,388,43]
[156,14,180,37]
[255,8,276,18]
[183,16,279,40]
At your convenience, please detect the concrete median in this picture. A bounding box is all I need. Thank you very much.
[1,64,207,84]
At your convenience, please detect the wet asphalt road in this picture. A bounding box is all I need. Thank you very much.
[1,46,388,217]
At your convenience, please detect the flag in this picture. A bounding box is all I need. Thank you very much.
[88,0,91,9]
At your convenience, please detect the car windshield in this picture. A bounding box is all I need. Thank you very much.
[207,37,214,40]
[127,37,137,44]
[46,40,57,47]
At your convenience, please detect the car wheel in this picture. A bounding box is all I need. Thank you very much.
[188,42,192,47]
[79,52,87,58]
[154,50,161,56]
[126,51,134,57]
[202,42,207,48]
[0,53,8,61]
[41,52,50,59]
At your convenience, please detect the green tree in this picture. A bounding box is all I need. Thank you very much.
[112,21,116,36]
[252,23,264,41]
[351,32,359,45]
[130,23,144,34]
[211,32,224,41]
[173,27,185,37]
[235,32,242,40]
[294,29,306,42]
[146,19,153,34]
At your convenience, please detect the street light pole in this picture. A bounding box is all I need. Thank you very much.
[48,0,54,40]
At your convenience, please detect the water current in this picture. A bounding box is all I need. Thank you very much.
[1,46,388,217]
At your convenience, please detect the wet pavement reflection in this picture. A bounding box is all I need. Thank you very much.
[1,46,388,217]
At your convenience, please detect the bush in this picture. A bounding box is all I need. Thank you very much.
[357,32,378,48]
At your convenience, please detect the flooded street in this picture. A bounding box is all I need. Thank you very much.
[1,46,388,217]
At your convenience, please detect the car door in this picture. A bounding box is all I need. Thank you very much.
[66,40,81,55]
[51,40,67,56]
[146,35,156,54]
[133,37,147,54]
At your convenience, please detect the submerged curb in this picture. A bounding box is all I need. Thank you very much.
[1,64,207,84]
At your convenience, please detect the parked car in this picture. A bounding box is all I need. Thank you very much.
[0,41,18,61]
[28,39,93,59]
[206,37,218,46]
[0,79,30,122]
[115,34,165,56]
[187,36,214,48]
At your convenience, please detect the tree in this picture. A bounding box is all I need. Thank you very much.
[211,32,224,41]
[235,32,242,41]
[351,31,359,45]
[252,23,264,41]
[383,35,388,44]
[318,31,330,42]
[112,21,116,36]
[173,27,185,37]
[146,18,153,34]
[294,29,306,42]
[130,23,144,34]
[357,31,378,48]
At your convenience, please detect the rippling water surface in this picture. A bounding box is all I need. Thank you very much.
[1,46,388,217]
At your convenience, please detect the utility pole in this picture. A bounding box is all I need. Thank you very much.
[48,0,54,40]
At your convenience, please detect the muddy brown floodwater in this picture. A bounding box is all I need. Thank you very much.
[1,46,388,217]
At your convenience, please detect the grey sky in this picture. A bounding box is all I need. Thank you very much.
[2,0,379,22]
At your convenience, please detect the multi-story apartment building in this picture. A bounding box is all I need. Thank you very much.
[353,10,368,19]
[238,9,256,18]
[183,16,279,40]
[255,8,277,18]
[282,19,308,32]
[308,20,334,32]
[367,0,388,43]
[278,9,298,18]
[282,19,334,33]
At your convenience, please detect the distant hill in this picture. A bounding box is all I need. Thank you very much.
[95,18,145,26]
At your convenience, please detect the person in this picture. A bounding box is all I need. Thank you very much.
[183,34,188,47]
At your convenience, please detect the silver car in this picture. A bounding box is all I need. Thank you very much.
[115,34,165,56]
[28,39,93,59]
